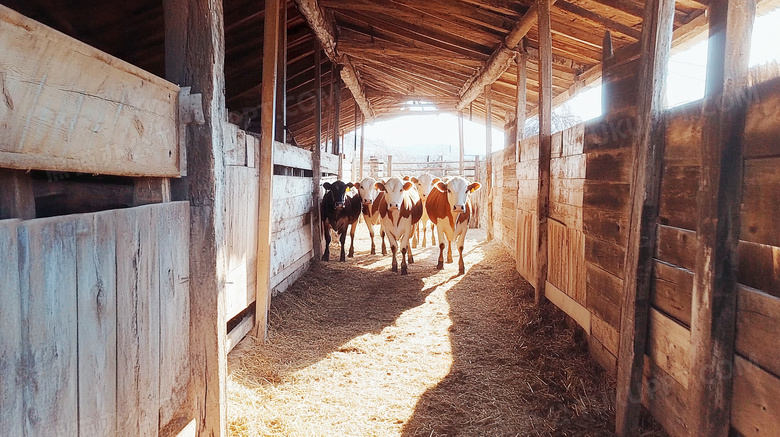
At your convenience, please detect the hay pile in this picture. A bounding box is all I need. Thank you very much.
[227,228,666,436]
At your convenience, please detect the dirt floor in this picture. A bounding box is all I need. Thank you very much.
[227,224,667,436]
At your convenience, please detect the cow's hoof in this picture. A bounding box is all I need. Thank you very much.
[382,250,387,256]
[401,266,408,275]
[370,248,376,255]
[392,264,398,272]
[348,251,354,258]
[412,242,417,249]
[340,255,346,262]
[447,258,453,264]
[322,254,329,262]
[458,268,465,275]
[436,262,444,270]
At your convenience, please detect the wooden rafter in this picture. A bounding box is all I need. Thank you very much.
[293,0,375,119]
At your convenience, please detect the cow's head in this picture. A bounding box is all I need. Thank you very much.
[376,177,413,211]
[323,180,354,210]
[357,177,379,205]
[411,173,440,202]
[434,176,481,213]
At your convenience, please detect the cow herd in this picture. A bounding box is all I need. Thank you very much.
[320,173,481,275]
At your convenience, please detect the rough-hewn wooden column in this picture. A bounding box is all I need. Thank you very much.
[359,117,365,181]
[458,111,465,176]
[163,0,227,434]
[613,0,676,433]
[254,0,281,341]
[485,85,493,241]
[515,49,527,144]
[689,0,755,435]
[312,42,323,261]
[535,0,552,306]
[601,31,614,116]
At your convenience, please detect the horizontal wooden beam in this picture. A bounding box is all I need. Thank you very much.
[293,0,375,119]
[554,0,641,39]
[456,0,556,111]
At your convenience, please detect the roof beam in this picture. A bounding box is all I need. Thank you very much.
[456,0,556,111]
[554,0,641,39]
[293,0,375,119]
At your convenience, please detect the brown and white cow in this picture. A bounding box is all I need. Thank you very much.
[410,173,440,249]
[425,176,481,275]
[376,177,423,274]
[356,177,387,255]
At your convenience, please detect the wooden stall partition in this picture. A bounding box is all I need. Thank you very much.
[0,5,181,177]
[0,203,192,437]
[516,135,539,287]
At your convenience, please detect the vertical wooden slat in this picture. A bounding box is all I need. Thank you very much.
[359,116,365,181]
[601,31,614,116]
[312,43,323,261]
[516,48,527,144]
[254,0,281,341]
[332,75,342,155]
[458,111,465,176]
[613,0,676,433]
[19,217,78,436]
[485,84,493,240]
[116,206,160,436]
[689,0,756,435]
[275,1,287,143]
[0,219,22,437]
[164,0,227,433]
[0,169,35,219]
[535,0,552,306]
[76,211,118,437]
[158,202,191,434]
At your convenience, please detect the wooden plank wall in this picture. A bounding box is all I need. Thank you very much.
[516,135,539,288]
[0,202,193,437]
[489,146,517,254]
[0,5,181,177]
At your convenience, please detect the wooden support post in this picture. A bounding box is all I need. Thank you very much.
[332,76,342,155]
[275,1,287,143]
[613,0,676,433]
[689,0,755,435]
[516,49,527,144]
[469,102,473,121]
[458,111,465,176]
[312,43,323,261]
[485,85,494,241]
[359,119,365,181]
[132,178,172,206]
[601,31,614,117]
[338,153,344,180]
[535,0,552,306]
[0,169,35,219]
[326,64,334,154]
[254,0,281,341]
[163,0,226,434]
[387,155,393,178]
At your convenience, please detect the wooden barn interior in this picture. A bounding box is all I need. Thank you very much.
[1,0,779,436]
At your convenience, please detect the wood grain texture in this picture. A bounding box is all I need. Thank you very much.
[275,141,314,170]
[736,285,780,378]
[0,219,22,437]
[158,202,192,433]
[646,308,691,389]
[76,211,118,437]
[737,240,780,298]
[535,0,552,305]
[545,281,591,333]
[650,260,693,327]
[0,5,180,177]
[731,355,780,437]
[116,206,160,436]
[18,216,79,436]
[641,356,690,437]
[225,166,260,320]
[741,157,780,247]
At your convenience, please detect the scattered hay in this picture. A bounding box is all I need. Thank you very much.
[227,228,667,436]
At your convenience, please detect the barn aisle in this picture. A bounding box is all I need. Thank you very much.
[227,225,665,436]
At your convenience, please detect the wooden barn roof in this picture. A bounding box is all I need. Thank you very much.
[1,0,724,148]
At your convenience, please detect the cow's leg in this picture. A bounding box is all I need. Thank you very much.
[407,232,414,264]
[381,228,387,256]
[348,222,356,258]
[387,232,398,272]
[411,222,419,249]
[322,221,331,261]
[339,230,347,262]
[366,220,376,255]
[430,223,436,246]
[421,218,427,248]
[447,240,453,263]
[401,247,409,275]
[436,243,445,270]
[457,230,468,275]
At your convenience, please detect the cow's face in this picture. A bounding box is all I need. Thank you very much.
[435,176,481,213]
[412,173,440,202]
[323,180,354,210]
[357,177,379,205]
[376,177,413,211]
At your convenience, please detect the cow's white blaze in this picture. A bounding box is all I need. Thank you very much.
[380,177,413,211]
[412,173,437,201]
[444,177,471,213]
[358,177,379,205]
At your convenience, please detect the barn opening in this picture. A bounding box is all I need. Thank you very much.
[1,0,780,436]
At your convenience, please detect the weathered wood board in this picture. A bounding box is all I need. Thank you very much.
[0,5,180,177]
[731,355,780,437]
[736,285,780,378]
[275,141,314,170]
[0,219,22,436]
[225,166,260,321]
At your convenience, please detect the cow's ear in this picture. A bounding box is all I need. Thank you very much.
[403,175,411,181]
[347,182,354,189]
[432,177,441,184]
[375,182,386,192]
[402,181,414,191]
[410,177,418,184]
[467,182,482,193]
[434,181,447,192]
[323,182,332,191]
